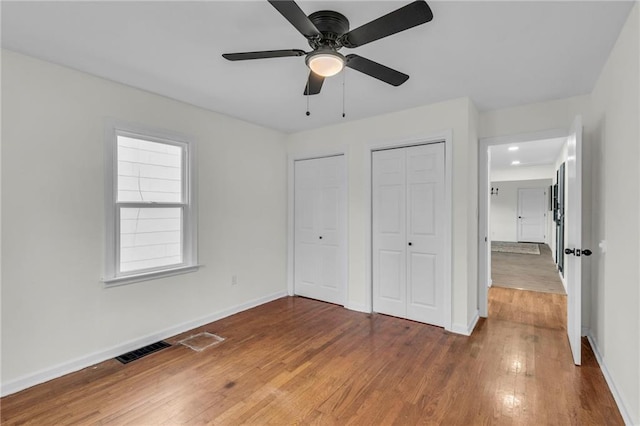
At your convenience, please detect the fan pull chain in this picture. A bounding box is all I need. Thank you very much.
[305,76,311,116]
[342,70,346,118]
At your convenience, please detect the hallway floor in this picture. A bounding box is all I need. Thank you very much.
[492,243,566,294]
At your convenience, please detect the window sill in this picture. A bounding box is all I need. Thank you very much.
[102,264,201,287]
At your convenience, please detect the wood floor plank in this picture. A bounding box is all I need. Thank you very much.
[2,286,623,424]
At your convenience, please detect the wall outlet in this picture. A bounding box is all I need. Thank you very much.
[231,275,237,286]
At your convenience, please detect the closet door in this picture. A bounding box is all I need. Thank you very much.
[372,148,407,318]
[372,143,445,326]
[294,155,346,305]
[406,144,445,325]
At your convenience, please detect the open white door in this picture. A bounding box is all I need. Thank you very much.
[565,116,582,365]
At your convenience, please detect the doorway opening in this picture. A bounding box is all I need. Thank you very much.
[480,118,584,365]
[479,129,570,316]
[488,138,566,296]
[479,132,575,361]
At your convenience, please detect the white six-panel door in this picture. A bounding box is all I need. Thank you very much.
[373,143,445,326]
[517,187,547,243]
[294,155,346,305]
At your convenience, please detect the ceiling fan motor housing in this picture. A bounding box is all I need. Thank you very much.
[307,11,350,50]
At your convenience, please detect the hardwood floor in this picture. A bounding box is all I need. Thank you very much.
[2,291,622,425]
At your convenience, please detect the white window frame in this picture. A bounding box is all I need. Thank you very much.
[103,120,199,286]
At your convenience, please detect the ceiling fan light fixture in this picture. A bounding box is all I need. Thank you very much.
[306,50,345,77]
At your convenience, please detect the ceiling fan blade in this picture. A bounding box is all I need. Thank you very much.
[303,71,324,95]
[345,54,409,86]
[222,49,306,61]
[340,1,433,48]
[268,1,322,39]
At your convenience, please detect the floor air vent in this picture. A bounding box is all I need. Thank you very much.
[115,341,171,364]
[179,332,225,352]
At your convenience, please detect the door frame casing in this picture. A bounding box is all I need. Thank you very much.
[478,128,568,317]
[287,150,349,306]
[364,130,453,332]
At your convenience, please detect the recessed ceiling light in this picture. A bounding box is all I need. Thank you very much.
[508,146,519,151]
[511,160,520,165]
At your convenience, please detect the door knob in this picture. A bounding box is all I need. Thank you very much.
[565,248,592,256]
[408,242,412,246]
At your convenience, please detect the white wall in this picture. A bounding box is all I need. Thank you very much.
[467,100,479,323]
[480,95,590,138]
[553,143,569,181]
[589,4,639,424]
[490,179,552,244]
[1,50,288,392]
[287,97,479,334]
[491,165,554,182]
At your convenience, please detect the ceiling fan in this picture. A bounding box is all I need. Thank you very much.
[222,0,433,95]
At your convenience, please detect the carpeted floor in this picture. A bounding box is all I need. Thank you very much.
[491,244,566,294]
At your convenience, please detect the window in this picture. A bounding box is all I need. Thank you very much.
[104,121,198,285]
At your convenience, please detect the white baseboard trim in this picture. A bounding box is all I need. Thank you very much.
[345,302,369,313]
[581,326,589,337]
[586,332,635,426]
[1,290,287,397]
[449,311,480,336]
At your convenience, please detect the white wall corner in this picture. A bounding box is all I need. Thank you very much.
[449,310,480,336]
[0,291,287,397]
[586,333,636,426]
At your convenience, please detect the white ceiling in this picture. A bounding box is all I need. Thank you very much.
[490,137,566,170]
[1,1,634,133]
